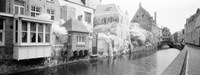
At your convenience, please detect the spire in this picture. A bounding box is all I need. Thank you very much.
[139,2,142,8]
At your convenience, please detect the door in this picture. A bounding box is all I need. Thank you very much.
[92,34,98,55]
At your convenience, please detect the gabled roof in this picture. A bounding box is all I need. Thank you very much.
[95,4,120,16]
[131,3,152,22]
[62,19,89,33]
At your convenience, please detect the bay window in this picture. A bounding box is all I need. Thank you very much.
[15,20,51,45]
[0,19,4,45]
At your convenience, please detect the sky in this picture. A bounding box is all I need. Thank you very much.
[102,0,200,33]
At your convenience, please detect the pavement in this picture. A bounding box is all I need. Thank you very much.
[161,47,187,75]
[162,44,200,75]
[186,44,200,75]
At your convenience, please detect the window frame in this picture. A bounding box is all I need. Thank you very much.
[30,5,41,17]
[14,5,25,15]
[77,35,86,45]
[15,20,51,46]
[47,9,55,20]
[0,19,5,46]
[84,12,92,24]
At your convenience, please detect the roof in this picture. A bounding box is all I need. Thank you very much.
[62,19,89,33]
[131,3,152,22]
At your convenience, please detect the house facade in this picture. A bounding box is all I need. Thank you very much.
[0,0,64,60]
[60,0,94,32]
[60,0,97,58]
[63,19,90,59]
[131,3,161,45]
[162,27,171,41]
[185,9,200,46]
[94,4,129,56]
[131,3,155,32]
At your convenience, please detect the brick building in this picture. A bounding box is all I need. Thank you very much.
[0,0,62,60]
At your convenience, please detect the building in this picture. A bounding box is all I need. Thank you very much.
[131,3,155,32]
[185,8,200,46]
[0,0,59,60]
[162,27,171,41]
[60,0,98,57]
[131,3,161,45]
[60,0,95,31]
[86,0,102,9]
[177,29,185,43]
[94,4,129,56]
[172,32,178,43]
[62,19,90,58]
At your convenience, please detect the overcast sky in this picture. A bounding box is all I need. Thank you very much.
[102,0,200,33]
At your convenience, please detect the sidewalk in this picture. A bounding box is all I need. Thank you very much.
[162,44,200,75]
[161,47,187,75]
[186,44,200,75]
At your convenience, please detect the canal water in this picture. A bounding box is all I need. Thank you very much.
[11,48,180,75]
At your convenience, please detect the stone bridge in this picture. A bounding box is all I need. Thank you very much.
[158,41,185,50]
[158,41,174,48]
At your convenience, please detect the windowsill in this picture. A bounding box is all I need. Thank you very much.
[14,43,51,47]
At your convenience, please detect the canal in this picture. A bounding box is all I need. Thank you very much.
[10,48,180,75]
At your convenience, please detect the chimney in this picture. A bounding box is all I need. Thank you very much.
[154,12,157,24]
[139,2,142,8]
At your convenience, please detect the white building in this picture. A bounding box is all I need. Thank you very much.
[162,27,171,41]
[60,0,95,32]
[94,4,129,56]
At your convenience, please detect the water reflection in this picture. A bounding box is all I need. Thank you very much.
[11,48,180,75]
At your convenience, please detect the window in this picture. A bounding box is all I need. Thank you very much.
[31,6,41,17]
[77,35,86,45]
[0,19,4,45]
[19,21,51,44]
[15,20,18,43]
[45,25,50,43]
[30,22,36,43]
[38,24,43,43]
[14,5,25,15]
[142,14,144,17]
[47,9,55,20]
[85,12,91,24]
[105,7,112,11]
[22,21,28,42]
